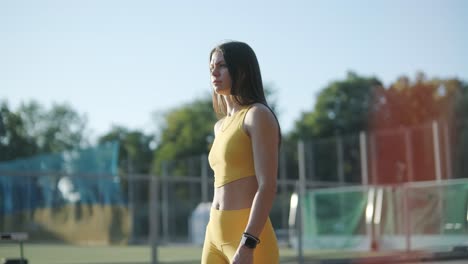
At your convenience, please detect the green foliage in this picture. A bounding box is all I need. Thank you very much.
[0,99,89,162]
[98,126,154,174]
[18,100,89,153]
[152,96,216,175]
[291,72,382,140]
[286,72,382,182]
[0,101,38,161]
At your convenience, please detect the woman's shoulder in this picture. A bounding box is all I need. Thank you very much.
[246,103,275,119]
[244,103,278,129]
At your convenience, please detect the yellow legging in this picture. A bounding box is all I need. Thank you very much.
[201,207,279,264]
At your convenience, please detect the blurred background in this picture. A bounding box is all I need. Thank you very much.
[1,0,467,263]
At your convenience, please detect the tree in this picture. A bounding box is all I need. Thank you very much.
[98,126,154,175]
[152,96,216,176]
[287,72,383,183]
[370,75,461,130]
[0,99,90,162]
[0,100,38,161]
[292,72,382,139]
[18,101,89,153]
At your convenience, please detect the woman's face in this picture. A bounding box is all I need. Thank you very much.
[210,51,232,96]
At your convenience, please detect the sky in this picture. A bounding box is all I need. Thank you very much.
[1,0,467,141]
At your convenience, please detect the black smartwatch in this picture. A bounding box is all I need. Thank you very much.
[241,232,260,249]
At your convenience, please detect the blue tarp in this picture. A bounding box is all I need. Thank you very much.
[0,141,123,215]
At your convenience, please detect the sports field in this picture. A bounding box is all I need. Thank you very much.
[0,244,297,264]
[2,243,467,264]
[0,243,413,264]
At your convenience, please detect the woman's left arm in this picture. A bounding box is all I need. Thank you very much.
[243,104,279,238]
[232,104,279,263]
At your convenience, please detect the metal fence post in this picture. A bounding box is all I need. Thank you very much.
[369,133,378,185]
[297,140,306,264]
[403,184,411,252]
[336,133,345,185]
[150,176,159,264]
[433,121,442,181]
[443,122,452,179]
[360,131,369,186]
[127,159,135,243]
[162,162,169,243]
[201,154,208,203]
[280,149,288,229]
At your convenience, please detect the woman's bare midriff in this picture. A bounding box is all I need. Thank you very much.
[212,175,258,210]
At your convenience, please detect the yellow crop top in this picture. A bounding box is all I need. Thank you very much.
[208,107,256,187]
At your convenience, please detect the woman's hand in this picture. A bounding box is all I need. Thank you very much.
[231,245,254,264]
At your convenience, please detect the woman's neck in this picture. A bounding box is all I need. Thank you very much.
[223,96,241,116]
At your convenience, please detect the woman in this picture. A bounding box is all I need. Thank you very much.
[202,41,280,264]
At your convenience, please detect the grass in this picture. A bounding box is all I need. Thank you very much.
[0,243,411,264]
[1,243,270,264]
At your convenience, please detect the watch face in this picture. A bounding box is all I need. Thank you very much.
[241,235,257,249]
